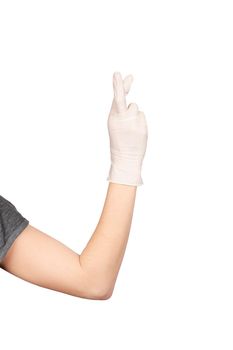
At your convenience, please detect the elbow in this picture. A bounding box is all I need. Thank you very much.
[90,284,114,300]
[99,287,114,300]
[86,276,115,300]
[72,264,114,300]
[72,282,113,300]
[84,270,115,300]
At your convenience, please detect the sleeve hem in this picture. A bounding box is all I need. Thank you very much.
[0,219,30,262]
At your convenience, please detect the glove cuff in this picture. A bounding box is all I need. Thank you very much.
[106,158,143,187]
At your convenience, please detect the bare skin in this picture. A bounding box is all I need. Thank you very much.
[0,182,137,300]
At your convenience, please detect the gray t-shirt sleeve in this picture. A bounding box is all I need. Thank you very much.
[0,195,29,263]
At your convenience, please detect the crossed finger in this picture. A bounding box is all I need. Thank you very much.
[113,72,128,113]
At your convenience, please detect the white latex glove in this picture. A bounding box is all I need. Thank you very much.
[107,71,148,186]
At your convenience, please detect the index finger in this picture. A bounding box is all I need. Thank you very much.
[113,72,127,113]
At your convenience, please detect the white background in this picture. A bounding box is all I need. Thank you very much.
[0,1,233,349]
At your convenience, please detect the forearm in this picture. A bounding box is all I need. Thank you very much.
[80,182,137,296]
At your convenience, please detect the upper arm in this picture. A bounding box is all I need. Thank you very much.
[0,224,95,299]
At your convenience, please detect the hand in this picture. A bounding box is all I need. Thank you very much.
[107,71,148,186]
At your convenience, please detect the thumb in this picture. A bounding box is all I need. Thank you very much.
[127,102,139,116]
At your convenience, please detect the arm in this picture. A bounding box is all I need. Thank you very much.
[0,182,136,300]
[0,72,148,300]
